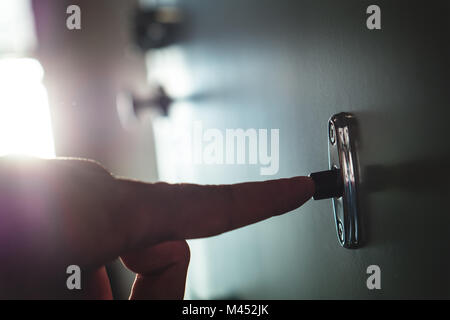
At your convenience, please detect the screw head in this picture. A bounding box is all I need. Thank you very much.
[337,220,344,243]
[329,122,336,145]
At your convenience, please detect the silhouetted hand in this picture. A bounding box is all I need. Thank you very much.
[0,156,314,299]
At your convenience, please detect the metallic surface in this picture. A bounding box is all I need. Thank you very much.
[328,113,360,248]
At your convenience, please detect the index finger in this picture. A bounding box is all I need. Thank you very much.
[114,176,315,251]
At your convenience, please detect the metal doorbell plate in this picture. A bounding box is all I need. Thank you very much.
[328,113,361,248]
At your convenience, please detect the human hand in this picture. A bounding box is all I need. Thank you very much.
[0,156,314,299]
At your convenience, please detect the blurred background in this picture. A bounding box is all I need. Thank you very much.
[1,0,449,299]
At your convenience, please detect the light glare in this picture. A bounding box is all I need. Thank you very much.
[0,58,55,158]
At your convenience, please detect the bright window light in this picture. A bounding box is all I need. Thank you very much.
[0,0,36,53]
[0,58,55,158]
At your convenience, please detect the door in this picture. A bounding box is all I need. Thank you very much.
[150,0,450,299]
